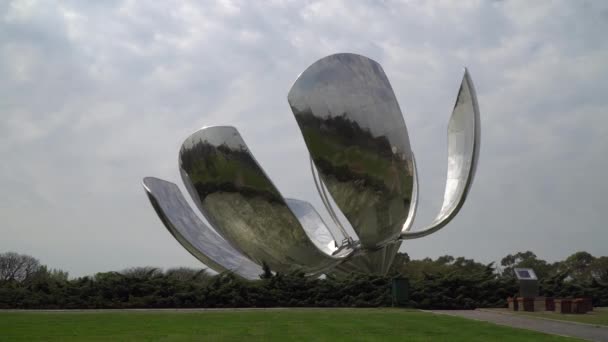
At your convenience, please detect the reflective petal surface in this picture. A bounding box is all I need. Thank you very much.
[288,53,415,249]
[401,69,480,240]
[142,177,262,280]
[334,155,417,275]
[285,198,339,256]
[402,154,419,232]
[178,126,352,274]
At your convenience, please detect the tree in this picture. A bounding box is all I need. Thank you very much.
[560,251,596,281]
[436,255,455,265]
[589,256,608,282]
[0,252,41,282]
[1,250,606,309]
[165,267,210,283]
[121,267,162,279]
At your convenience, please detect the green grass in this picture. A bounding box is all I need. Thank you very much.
[489,307,608,327]
[0,308,580,341]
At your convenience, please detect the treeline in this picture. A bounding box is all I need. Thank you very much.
[0,251,606,309]
[389,251,608,309]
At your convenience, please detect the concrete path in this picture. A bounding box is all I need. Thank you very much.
[430,309,608,341]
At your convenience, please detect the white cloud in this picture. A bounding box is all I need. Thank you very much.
[1,0,607,276]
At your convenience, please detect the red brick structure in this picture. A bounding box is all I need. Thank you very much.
[572,298,593,313]
[508,297,519,311]
[586,298,593,312]
[573,299,584,313]
[517,297,534,312]
[506,296,593,314]
[555,299,572,314]
[545,297,555,311]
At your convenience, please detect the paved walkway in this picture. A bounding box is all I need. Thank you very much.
[430,309,608,341]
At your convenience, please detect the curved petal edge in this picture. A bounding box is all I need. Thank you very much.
[142,177,263,280]
[400,68,480,240]
[402,153,419,232]
[285,198,342,256]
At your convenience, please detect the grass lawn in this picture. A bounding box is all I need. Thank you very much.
[488,307,608,327]
[0,308,581,341]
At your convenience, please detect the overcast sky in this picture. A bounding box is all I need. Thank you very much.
[2,0,607,277]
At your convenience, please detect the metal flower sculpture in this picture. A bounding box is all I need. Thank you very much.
[143,53,480,279]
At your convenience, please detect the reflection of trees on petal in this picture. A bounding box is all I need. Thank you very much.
[176,126,353,276]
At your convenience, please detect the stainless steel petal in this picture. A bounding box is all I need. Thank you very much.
[288,53,415,249]
[334,155,417,275]
[311,168,402,275]
[309,157,351,241]
[178,126,353,274]
[142,177,262,280]
[285,198,340,256]
[402,153,418,232]
[401,68,480,240]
